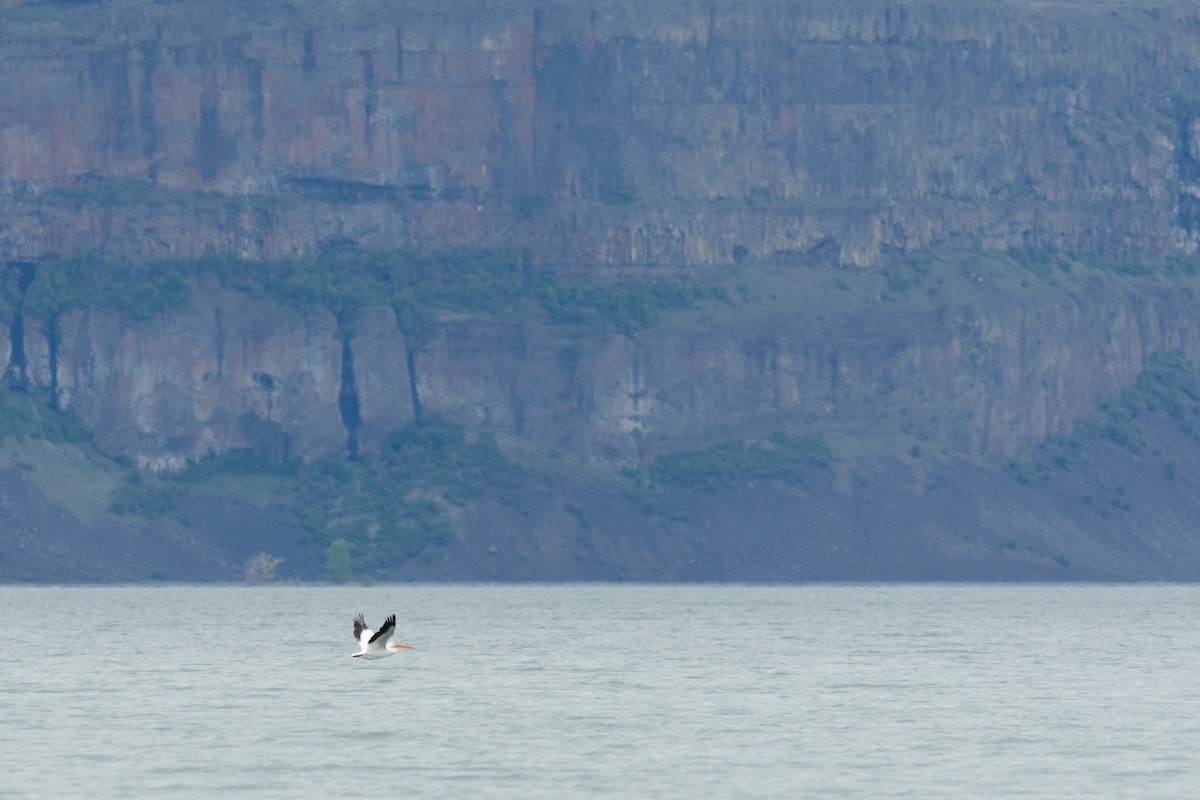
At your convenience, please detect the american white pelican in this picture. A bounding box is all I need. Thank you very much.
[351,613,414,659]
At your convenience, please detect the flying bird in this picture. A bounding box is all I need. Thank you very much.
[351,613,414,659]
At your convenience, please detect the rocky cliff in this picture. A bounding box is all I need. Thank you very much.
[3,0,1200,267]
[4,0,1200,465]
[4,0,1200,582]
[1,258,1196,472]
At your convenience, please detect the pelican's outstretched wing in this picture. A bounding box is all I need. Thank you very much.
[353,613,370,644]
[367,614,397,647]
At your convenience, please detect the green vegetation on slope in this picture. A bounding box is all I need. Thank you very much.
[1004,348,1200,515]
[997,248,1200,284]
[1084,347,1200,467]
[4,247,722,341]
[292,417,530,569]
[0,387,91,444]
[1119,349,1200,432]
[621,433,837,522]
[22,254,194,321]
[643,433,836,491]
[103,416,531,577]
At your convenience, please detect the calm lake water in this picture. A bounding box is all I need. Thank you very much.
[1,584,1198,798]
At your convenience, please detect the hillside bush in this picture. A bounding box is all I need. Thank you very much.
[639,433,836,493]
[0,388,91,444]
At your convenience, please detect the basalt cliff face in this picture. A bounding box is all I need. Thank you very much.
[2,266,1198,474]
[2,0,1200,267]
[4,0,1200,582]
[3,0,1200,465]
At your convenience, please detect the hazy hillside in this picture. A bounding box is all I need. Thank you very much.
[3,0,1200,582]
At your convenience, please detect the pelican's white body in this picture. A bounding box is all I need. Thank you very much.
[351,613,413,659]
